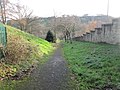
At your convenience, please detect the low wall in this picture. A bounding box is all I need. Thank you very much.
[73,18,120,45]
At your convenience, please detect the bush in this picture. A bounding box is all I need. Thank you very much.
[5,35,30,64]
[45,30,56,43]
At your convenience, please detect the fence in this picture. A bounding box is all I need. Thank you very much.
[0,23,7,59]
[0,23,7,47]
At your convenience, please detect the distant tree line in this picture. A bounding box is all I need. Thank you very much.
[0,0,113,42]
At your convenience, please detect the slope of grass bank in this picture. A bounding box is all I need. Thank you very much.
[0,25,54,81]
[63,41,120,90]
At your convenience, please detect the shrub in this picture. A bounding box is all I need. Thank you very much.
[45,30,56,43]
[5,35,30,64]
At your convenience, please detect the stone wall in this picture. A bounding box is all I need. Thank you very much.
[74,18,120,45]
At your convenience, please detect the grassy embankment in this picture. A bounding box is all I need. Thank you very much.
[63,41,120,90]
[0,25,54,89]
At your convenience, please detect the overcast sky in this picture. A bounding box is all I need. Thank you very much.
[11,0,120,17]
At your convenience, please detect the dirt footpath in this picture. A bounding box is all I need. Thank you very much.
[17,47,71,90]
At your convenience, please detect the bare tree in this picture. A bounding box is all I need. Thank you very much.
[46,15,77,43]
[7,2,38,31]
[0,0,9,24]
[27,19,48,38]
[8,4,31,30]
[57,15,76,43]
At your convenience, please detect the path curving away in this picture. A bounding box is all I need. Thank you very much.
[16,47,71,90]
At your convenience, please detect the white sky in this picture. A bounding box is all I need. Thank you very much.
[11,0,120,17]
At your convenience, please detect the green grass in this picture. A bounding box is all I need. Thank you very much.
[0,25,54,89]
[6,25,53,54]
[63,41,120,90]
[5,25,53,65]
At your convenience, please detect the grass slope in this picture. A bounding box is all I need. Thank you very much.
[63,41,120,90]
[0,25,53,80]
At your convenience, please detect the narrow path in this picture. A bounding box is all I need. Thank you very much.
[17,46,71,90]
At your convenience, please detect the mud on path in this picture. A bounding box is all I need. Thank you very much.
[16,46,71,90]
